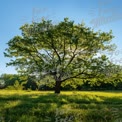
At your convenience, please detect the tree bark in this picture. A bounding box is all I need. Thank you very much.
[55,80,61,94]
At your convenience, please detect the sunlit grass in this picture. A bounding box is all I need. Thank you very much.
[0,90,122,122]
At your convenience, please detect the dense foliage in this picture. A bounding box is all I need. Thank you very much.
[4,18,118,93]
[0,68,122,90]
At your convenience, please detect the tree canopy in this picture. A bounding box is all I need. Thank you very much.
[4,18,115,93]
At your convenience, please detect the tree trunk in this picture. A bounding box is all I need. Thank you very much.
[55,80,61,94]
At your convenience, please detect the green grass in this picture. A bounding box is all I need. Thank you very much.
[0,90,122,122]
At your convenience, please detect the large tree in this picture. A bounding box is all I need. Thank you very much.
[4,18,114,93]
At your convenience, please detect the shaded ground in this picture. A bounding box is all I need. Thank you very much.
[0,90,122,122]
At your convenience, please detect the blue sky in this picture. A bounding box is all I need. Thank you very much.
[0,0,122,74]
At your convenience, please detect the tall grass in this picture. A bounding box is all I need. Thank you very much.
[0,90,122,122]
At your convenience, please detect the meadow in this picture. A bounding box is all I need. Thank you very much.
[0,90,122,122]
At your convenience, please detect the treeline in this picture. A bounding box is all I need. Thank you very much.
[0,73,122,91]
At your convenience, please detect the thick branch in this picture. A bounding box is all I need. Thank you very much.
[61,71,97,82]
[51,39,62,65]
[62,38,66,61]
[65,44,78,69]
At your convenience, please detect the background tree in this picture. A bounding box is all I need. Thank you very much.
[4,18,115,93]
[0,74,20,87]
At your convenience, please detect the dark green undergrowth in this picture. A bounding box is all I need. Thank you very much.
[0,90,122,122]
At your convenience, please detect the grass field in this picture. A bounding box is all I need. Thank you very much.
[0,90,122,122]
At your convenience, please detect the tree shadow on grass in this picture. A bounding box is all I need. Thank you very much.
[0,92,122,122]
